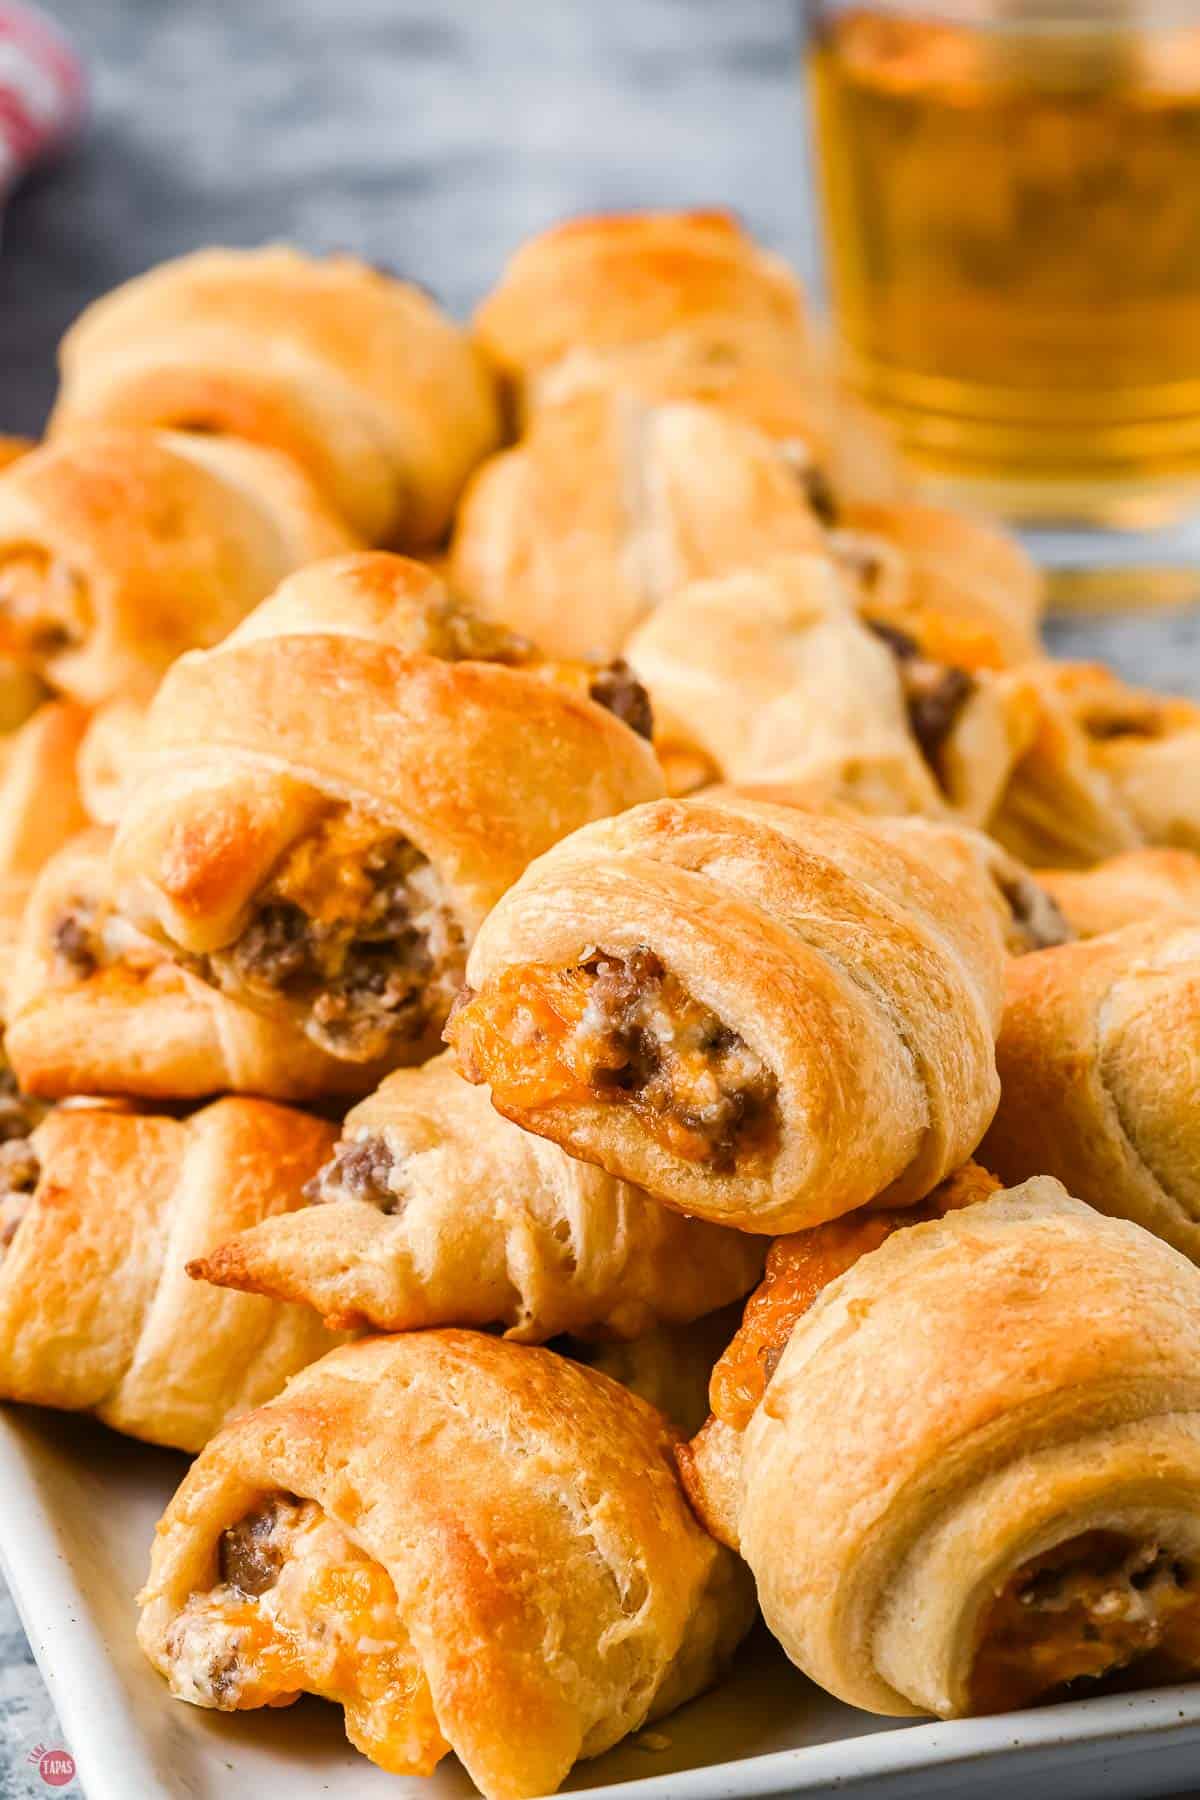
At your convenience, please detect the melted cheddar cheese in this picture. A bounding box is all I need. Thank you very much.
[165,1497,447,1776]
[710,1161,1000,1430]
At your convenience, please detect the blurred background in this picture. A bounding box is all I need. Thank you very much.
[3,0,818,433]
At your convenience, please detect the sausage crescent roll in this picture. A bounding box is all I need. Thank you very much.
[1041,848,1200,939]
[627,555,1028,825]
[680,1171,1200,1717]
[474,209,819,429]
[137,1330,754,1797]
[50,247,501,546]
[191,1050,764,1337]
[449,392,826,660]
[0,428,357,706]
[110,553,663,1070]
[446,796,1006,1232]
[5,828,381,1103]
[0,1098,341,1450]
[982,921,1200,1261]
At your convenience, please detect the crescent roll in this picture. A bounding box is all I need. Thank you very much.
[449,392,826,659]
[982,921,1200,1261]
[474,209,820,422]
[0,428,357,706]
[51,247,501,545]
[137,1330,754,1797]
[1041,848,1200,939]
[680,1172,1200,1717]
[446,796,1006,1232]
[110,553,663,1069]
[627,555,1027,825]
[190,1050,764,1337]
[0,1098,340,1450]
[5,828,380,1103]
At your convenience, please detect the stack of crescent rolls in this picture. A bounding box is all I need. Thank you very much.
[1,213,1199,1800]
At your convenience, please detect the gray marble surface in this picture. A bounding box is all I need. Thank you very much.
[0,2,1198,1796]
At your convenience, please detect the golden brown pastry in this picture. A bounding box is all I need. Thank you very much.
[0,428,357,705]
[449,392,827,660]
[986,662,1148,869]
[722,801,1071,958]
[110,553,663,1071]
[627,555,1029,825]
[75,697,148,826]
[982,921,1200,1260]
[137,1330,754,1797]
[1038,662,1200,853]
[826,498,1044,670]
[191,1050,764,1337]
[680,1171,1200,1717]
[1041,848,1200,939]
[474,208,819,429]
[0,1098,341,1450]
[0,700,90,998]
[5,828,380,1104]
[446,796,1006,1232]
[51,247,501,546]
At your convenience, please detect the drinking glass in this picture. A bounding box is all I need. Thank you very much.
[803,0,1200,603]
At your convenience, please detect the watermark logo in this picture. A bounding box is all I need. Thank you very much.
[25,1743,76,1788]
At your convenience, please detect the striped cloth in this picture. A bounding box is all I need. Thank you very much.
[0,2,82,197]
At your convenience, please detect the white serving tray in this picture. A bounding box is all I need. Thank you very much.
[4,1405,1200,1800]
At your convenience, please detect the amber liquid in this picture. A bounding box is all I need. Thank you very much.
[811,8,1200,523]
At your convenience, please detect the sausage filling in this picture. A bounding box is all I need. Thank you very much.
[0,547,90,664]
[206,810,466,1064]
[707,1162,999,1431]
[304,1133,401,1212]
[163,1492,446,1775]
[866,620,975,790]
[996,871,1072,955]
[448,945,778,1172]
[45,888,169,999]
[971,1531,1200,1713]
[417,596,654,739]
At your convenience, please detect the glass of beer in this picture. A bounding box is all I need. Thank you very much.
[805,0,1200,550]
